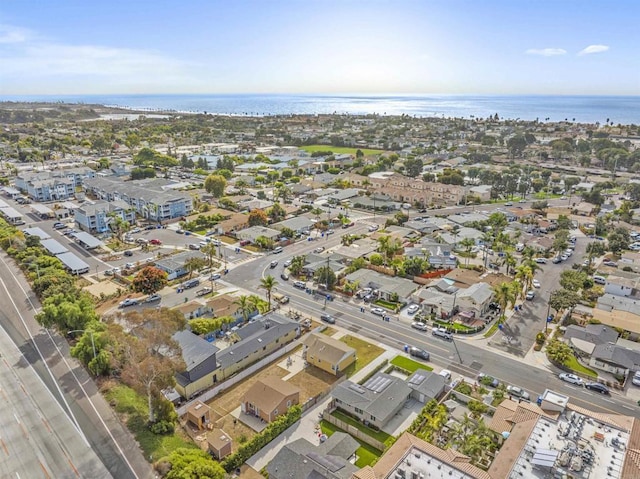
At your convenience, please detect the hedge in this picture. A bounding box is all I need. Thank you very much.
[221,405,302,472]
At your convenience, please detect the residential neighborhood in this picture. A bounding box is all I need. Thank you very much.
[2,102,640,479]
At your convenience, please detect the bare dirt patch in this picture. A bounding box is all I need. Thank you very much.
[286,366,339,400]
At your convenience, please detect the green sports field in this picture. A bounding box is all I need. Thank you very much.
[300,145,384,156]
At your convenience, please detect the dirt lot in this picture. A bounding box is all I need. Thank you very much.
[205,347,339,446]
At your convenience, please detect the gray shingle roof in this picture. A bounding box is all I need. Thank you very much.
[172,330,219,373]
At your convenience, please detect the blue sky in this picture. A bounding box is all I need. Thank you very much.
[0,0,637,95]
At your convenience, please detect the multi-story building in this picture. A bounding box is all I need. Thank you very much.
[15,167,96,202]
[347,173,466,206]
[74,200,136,234]
[83,177,193,222]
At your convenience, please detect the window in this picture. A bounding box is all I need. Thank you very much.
[355,408,363,414]
[273,409,278,416]
[287,400,292,407]
[370,415,376,421]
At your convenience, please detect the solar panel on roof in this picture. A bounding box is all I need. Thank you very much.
[408,374,425,386]
[348,384,366,394]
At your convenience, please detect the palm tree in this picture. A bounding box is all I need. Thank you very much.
[234,295,254,323]
[459,237,475,266]
[289,255,306,277]
[503,251,517,275]
[492,281,517,322]
[514,265,533,298]
[201,243,218,267]
[343,280,360,296]
[249,294,269,314]
[259,275,278,310]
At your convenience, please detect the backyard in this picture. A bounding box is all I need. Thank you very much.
[320,419,382,468]
[340,335,385,377]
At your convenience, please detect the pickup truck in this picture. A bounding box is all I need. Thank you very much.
[196,287,212,297]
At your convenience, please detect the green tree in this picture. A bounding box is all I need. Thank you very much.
[546,338,573,364]
[200,243,218,268]
[254,235,275,250]
[132,266,168,294]
[314,266,337,290]
[248,209,269,226]
[36,292,98,332]
[492,281,518,322]
[559,270,589,291]
[234,295,254,322]
[549,288,581,314]
[555,215,573,231]
[608,227,630,255]
[404,158,424,178]
[184,257,207,279]
[586,241,606,264]
[204,174,227,197]
[288,255,306,277]
[259,275,278,310]
[268,203,286,222]
[403,257,428,276]
[160,447,226,479]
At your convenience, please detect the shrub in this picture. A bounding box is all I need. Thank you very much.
[535,332,546,345]
[149,420,175,435]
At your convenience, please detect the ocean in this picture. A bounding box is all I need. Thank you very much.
[2,94,639,125]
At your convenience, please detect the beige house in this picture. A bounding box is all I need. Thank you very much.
[242,376,300,423]
[303,332,356,376]
[208,428,233,460]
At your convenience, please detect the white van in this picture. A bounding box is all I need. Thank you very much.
[273,246,283,254]
[516,243,525,252]
[593,275,606,285]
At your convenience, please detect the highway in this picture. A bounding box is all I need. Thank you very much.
[0,253,153,479]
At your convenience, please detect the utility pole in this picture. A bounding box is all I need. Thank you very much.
[452,338,463,364]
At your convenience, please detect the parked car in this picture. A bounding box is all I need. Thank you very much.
[182,279,200,289]
[320,314,336,324]
[125,262,135,270]
[552,256,562,264]
[209,273,221,281]
[532,279,541,288]
[270,260,278,268]
[314,246,325,253]
[603,260,618,267]
[504,202,513,206]
[506,385,530,401]
[119,298,139,308]
[239,240,251,246]
[406,304,420,315]
[409,347,430,361]
[439,369,452,381]
[371,307,385,316]
[560,254,569,262]
[196,287,212,297]
[585,382,610,395]
[593,275,606,285]
[559,373,584,386]
[293,280,306,289]
[411,321,428,331]
[123,250,134,257]
[432,327,453,341]
[478,373,499,388]
[145,294,161,303]
[525,290,535,300]
[363,294,375,303]
[535,258,547,264]
[53,222,66,229]
[632,371,640,387]
[284,259,292,267]
[136,238,149,245]
[280,272,289,281]
[176,229,185,234]
[368,225,379,232]
[149,239,162,245]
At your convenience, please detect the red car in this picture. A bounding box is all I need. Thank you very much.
[149,239,162,245]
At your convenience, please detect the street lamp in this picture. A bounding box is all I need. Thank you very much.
[68,329,97,361]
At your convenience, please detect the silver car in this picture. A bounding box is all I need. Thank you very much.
[558,373,583,386]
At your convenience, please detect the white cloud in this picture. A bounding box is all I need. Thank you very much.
[0,24,30,43]
[525,48,567,57]
[578,44,609,56]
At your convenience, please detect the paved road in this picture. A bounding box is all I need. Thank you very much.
[225,228,639,418]
[0,253,153,479]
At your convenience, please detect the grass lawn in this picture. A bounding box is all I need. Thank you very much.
[220,235,237,244]
[321,326,337,336]
[434,320,474,332]
[340,335,384,377]
[330,410,391,443]
[244,245,261,253]
[373,299,399,310]
[103,383,196,460]
[390,355,433,374]
[484,322,500,338]
[320,420,382,467]
[300,145,384,156]
[565,356,598,378]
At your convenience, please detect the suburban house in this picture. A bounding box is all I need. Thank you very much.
[173,313,300,398]
[302,332,356,376]
[332,370,444,430]
[241,376,300,422]
[267,432,359,479]
[83,177,193,221]
[74,200,136,234]
[344,269,419,303]
[205,294,244,323]
[154,251,206,280]
[273,216,313,235]
[208,429,233,460]
[469,184,492,201]
[405,243,457,269]
[235,225,281,244]
[456,282,494,317]
[172,330,220,399]
[412,287,458,319]
[604,272,640,298]
[563,324,619,354]
[177,301,212,320]
[215,313,300,381]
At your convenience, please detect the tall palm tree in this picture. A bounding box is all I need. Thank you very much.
[259,275,278,310]
[289,255,306,277]
[234,295,254,323]
[249,294,269,314]
[514,264,533,298]
[459,237,475,266]
[492,281,518,323]
[503,251,517,276]
[201,243,218,267]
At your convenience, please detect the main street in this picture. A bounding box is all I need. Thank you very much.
[224,220,640,419]
[0,253,153,479]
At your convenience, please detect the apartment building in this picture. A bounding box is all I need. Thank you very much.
[74,200,136,234]
[83,177,193,222]
[15,167,96,202]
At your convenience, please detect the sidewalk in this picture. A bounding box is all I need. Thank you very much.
[245,331,397,472]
